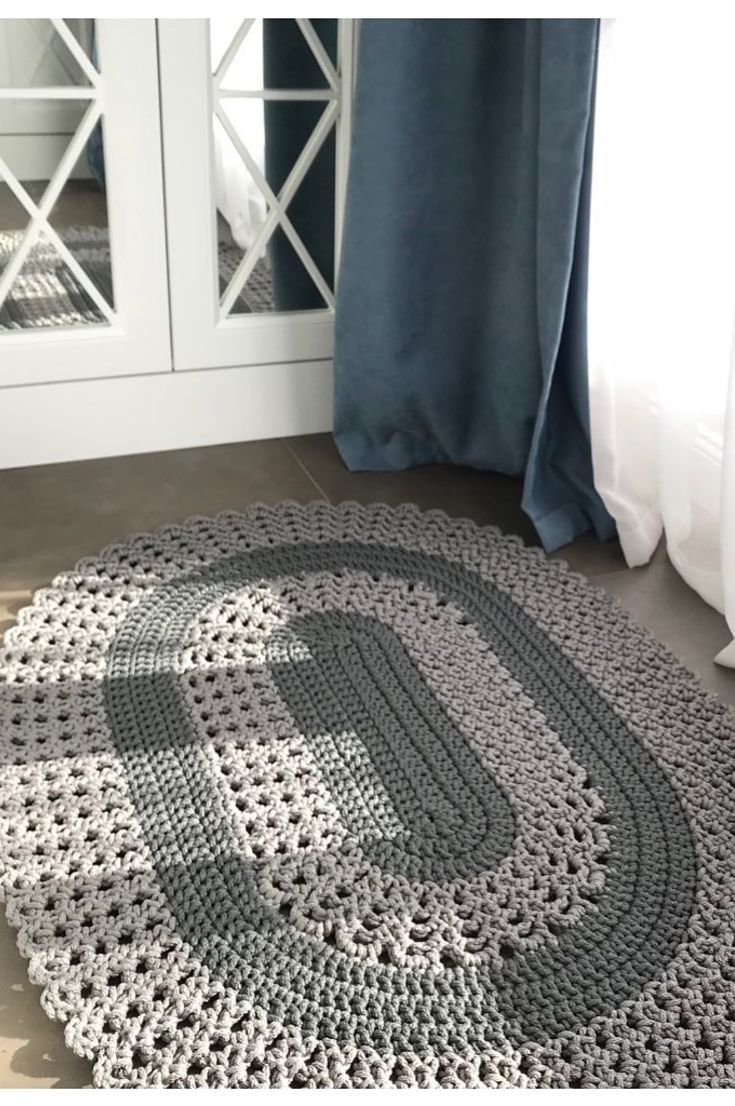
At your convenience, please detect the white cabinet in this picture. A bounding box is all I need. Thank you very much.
[0,17,354,470]
[0,20,170,389]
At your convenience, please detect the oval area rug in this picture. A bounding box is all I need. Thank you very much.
[1,502,734,1088]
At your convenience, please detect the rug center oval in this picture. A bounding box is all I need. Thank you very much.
[267,609,516,882]
[103,540,696,1044]
[178,575,610,978]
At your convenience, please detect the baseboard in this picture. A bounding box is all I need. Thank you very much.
[0,360,333,470]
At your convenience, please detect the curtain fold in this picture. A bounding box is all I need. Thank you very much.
[588,19,735,665]
[333,18,613,552]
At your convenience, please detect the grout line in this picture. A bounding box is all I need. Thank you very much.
[280,437,330,503]
[588,559,671,586]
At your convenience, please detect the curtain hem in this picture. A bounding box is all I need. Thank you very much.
[714,639,735,669]
[528,500,616,555]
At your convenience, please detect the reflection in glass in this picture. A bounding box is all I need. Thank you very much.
[1,232,104,329]
[211,18,337,317]
[213,103,274,314]
[0,19,113,331]
[0,18,93,88]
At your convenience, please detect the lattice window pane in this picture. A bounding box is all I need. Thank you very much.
[0,18,95,89]
[0,19,114,331]
[1,231,105,329]
[210,17,338,318]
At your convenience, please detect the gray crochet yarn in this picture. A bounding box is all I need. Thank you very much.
[0,502,734,1088]
[0,226,273,330]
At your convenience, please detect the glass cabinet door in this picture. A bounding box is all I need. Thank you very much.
[159,18,354,372]
[0,19,170,387]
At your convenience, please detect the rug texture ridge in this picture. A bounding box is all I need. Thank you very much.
[0,501,733,1088]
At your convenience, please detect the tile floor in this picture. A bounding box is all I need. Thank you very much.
[1,433,733,1087]
[0,180,108,234]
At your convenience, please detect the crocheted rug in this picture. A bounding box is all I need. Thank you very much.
[0,227,273,330]
[0,503,733,1088]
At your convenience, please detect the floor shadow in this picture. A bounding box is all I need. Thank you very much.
[0,909,92,1088]
[0,591,30,637]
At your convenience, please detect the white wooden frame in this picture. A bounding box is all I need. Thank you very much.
[159,18,354,372]
[0,18,355,470]
[0,18,95,180]
[0,19,171,388]
[0,358,333,470]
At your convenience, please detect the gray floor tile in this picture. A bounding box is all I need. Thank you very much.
[0,439,323,599]
[0,912,91,1088]
[0,181,107,234]
[596,558,735,705]
[286,432,626,576]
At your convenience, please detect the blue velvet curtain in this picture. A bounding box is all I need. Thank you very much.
[333,19,614,551]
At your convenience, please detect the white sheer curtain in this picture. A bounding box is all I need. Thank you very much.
[588,18,735,665]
